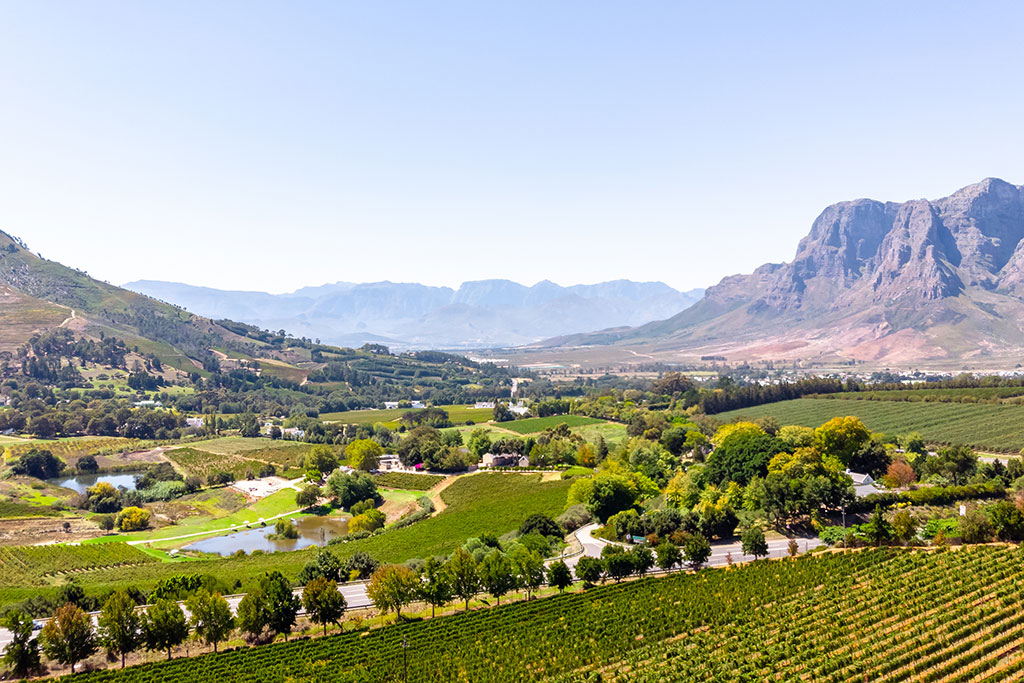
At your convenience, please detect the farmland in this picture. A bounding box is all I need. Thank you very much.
[498,415,605,434]
[46,546,1024,683]
[717,397,1024,452]
[0,473,568,612]
[319,404,494,426]
[372,472,445,490]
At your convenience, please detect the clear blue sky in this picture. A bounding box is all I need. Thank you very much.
[2,2,1023,293]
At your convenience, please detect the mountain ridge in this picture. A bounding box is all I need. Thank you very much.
[544,178,1024,364]
[124,278,705,350]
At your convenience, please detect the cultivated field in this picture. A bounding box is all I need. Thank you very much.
[717,398,1024,452]
[319,405,494,426]
[498,415,605,434]
[46,546,1024,683]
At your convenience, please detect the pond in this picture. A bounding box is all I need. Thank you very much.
[47,472,143,495]
[182,515,350,556]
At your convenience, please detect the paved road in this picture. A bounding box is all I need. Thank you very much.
[0,530,821,654]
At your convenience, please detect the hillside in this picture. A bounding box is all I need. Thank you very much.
[546,178,1024,364]
[124,278,704,350]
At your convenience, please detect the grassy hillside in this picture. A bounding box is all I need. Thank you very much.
[717,397,1024,452]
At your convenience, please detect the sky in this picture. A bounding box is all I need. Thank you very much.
[2,2,1024,294]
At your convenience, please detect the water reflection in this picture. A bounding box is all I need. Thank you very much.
[47,472,142,495]
[182,515,349,555]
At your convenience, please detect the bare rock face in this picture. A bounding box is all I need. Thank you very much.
[560,178,1024,362]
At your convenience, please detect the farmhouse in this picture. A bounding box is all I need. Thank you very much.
[383,401,399,410]
[847,470,882,498]
[378,453,402,471]
[474,401,496,409]
[185,417,205,429]
[481,453,530,468]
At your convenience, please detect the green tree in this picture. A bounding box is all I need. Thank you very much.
[298,548,344,584]
[418,556,453,617]
[987,500,1024,541]
[296,484,322,509]
[891,509,918,543]
[345,439,382,472]
[366,564,420,619]
[547,560,573,592]
[960,506,995,544]
[445,547,480,610]
[655,541,681,571]
[262,571,301,640]
[683,533,712,570]
[603,548,634,582]
[98,590,141,668]
[40,603,96,674]
[302,577,347,636]
[510,546,546,599]
[863,505,894,546]
[305,444,339,476]
[630,545,655,577]
[741,527,769,560]
[574,556,604,585]
[814,416,871,466]
[479,550,516,605]
[236,589,270,641]
[185,590,234,653]
[142,599,188,660]
[2,610,40,678]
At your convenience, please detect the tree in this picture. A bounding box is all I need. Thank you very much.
[76,454,99,473]
[262,571,301,640]
[303,577,347,636]
[345,439,382,472]
[987,500,1024,541]
[185,590,234,653]
[959,506,995,544]
[705,427,783,485]
[11,448,64,479]
[296,484,322,509]
[883,459,917,488]
[603,548,634,582]
[236,590,270,641]
[863,505,894,546]
[418,556,453,617]
[115,506,150,531]
[741,527,768,560]
[519,513,562,539]
[547,560,573,592]
[891,509,918,543]
[298,548,344,584]
[326,471,379,508]
[305,444,339,476]
[574,556,604,585]
[814,416,871,467]
[445,547,480,610]
[630,545,655,577]
[479,550,516,605]
[349,508,386,533]
[510,547,546,599]
[655,541,681,571]
[2,610,40,678]
[683,533,712,570]
[572,473,638,523]
[98,590,141,668]
[41,603,97,673]
[142,599,188,660]
[366,564,420,619]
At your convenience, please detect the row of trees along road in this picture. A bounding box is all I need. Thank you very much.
[0,571,350,677]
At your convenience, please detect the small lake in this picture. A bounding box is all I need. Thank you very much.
[182,516,350,556]
[47,472,143,495]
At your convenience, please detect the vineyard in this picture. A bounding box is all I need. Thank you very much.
[0,543,158,586]
[811,386,1024,403]
[165,448,259,480]
[49,546,1024,682]
[372,472,445,490]
[717,398,1024,452]
[499,415,605,434]
[1,437,154,460]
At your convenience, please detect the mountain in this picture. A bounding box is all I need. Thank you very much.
[0,230,309,373]
[124,278,705,350]
[547,178,1024,364]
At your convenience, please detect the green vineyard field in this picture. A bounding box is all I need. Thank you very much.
[0,543,158,586]
[50,546,1024,682]
[717,398,1024,452]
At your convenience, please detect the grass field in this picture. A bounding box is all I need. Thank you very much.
[0,473,569,612]
[499,415,605,434]
[571,421,629,445]
[319,405,494,426]
[373,472,445,490]
[718,397,1024,452]
[44,546,1024,683]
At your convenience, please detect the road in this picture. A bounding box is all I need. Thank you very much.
[0,529,821,654]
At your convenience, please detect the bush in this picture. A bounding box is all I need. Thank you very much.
[556,504,593,532]
[348,508,386,534]
[116,506,151,531]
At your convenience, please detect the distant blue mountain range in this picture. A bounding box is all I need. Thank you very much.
[123,278,704,350]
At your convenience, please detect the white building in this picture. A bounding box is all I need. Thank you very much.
[474,401,496,410]
[378,454,402,471]
[384,402,399,410]
[185,417,205,429]
[410,400,426,409]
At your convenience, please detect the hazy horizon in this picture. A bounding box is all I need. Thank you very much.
[4,2,1024,293]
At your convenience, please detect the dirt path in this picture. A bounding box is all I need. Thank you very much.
[58,308,76,328]
[427,472,470,513]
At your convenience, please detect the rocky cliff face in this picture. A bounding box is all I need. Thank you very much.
[551,178,1024,363]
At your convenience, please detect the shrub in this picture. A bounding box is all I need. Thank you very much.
[116,506,151,531]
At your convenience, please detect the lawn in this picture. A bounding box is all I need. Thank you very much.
[572,421,628,446]
[320,405,494,426]
[499,415,605,434]
[716,397,1024,453]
